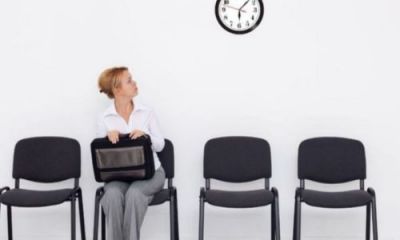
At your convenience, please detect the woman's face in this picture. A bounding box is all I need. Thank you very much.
[114,70,138,98]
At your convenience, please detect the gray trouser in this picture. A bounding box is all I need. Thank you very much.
[101,167,166,240]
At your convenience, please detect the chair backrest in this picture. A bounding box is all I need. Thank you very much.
[157,139,174,179]
[298,137,366,183]
[13,137,81,182]
[204,136,271,182]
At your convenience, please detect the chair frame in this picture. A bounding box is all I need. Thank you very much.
[199,179,280,240]
[198,136,280,240]
[0,138,86,240]
[293,137,378,240]
[92,139,179,240]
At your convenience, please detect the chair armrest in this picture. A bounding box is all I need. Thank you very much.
[167,178,174,189]
[96,186,105,198]
[200,187,206,198]
[68,186,83,200]
[168,186,177,199]
[71,186,81,195]
[367,187,376,197]
[271,187,279,197]
[0,186,10,195]
[295,187,302,199]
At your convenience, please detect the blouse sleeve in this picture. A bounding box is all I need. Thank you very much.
[146,110,165,152]
[96,115,107,138]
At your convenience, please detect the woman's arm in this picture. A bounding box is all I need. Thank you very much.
[97,116,120,143]
[146,110,165,152]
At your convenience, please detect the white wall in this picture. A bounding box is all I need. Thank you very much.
[0,0,399,239]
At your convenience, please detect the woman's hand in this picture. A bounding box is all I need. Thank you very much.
[107,130,120,144]
[129,129,145,139]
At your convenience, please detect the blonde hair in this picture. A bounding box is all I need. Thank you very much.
[98,66,128,98]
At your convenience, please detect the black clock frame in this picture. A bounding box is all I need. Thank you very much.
[215,0,264,34]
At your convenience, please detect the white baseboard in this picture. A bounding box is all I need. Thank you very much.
[1,234,396,240]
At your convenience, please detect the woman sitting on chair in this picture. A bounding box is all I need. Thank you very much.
[96,66,166,240]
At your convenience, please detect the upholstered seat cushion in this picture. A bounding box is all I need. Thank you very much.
[150,189,171,206]
[204,189,274,208]
[0,188,74,207]
[300,189,372,208]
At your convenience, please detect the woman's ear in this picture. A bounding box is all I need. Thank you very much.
[112,86,120,96]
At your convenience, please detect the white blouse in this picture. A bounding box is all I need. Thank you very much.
[96,100,165,169]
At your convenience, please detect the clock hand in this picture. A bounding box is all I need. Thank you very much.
[239,0,250,11]
[225,5,247,13]
[238,0,249,20]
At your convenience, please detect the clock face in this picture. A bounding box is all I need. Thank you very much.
[215,0,264,34]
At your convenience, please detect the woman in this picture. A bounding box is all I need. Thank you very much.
[96,66,166,240]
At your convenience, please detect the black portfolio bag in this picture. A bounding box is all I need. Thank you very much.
[90,134,155,182]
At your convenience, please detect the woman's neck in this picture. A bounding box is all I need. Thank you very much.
[114,97,134,115]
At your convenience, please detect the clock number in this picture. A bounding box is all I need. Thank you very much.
[222,7,226,12]
[237,23,242,29]
[230,21,233,27]
[224,15,228,20]
[252,0,256,5]
[253,7,258,12]
[246,21,250,26]
[224,0,229,4]
[252,15,255,20]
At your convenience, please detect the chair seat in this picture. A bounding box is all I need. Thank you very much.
[150,189,171,206]
[300,189,372,208]
[0,188,74,207]
[204,189,274,208]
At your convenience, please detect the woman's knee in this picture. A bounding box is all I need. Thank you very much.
[102,188,125,209]
[125,186,146,203]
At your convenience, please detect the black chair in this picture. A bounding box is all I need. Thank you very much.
[199,136,280,240]
[93,139,179,240]
[0,137,86,240]
[293,137,378,240]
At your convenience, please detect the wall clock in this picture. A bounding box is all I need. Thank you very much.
[215,0,264,34]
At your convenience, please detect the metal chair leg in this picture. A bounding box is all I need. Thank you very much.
[366,203,371,240]
[78,191,86,240]
[71,198,76,240]
[174,189,179,240]
[271,202,276,240]
[7,205,12,240]
[169,192,175,240]
[93,195,100,240]
[199,196,205,240]
[371,197,378,240]
[275,195,281,240]
[294,198,301,240]
[292,200,297,240]
[101,209,106,240]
